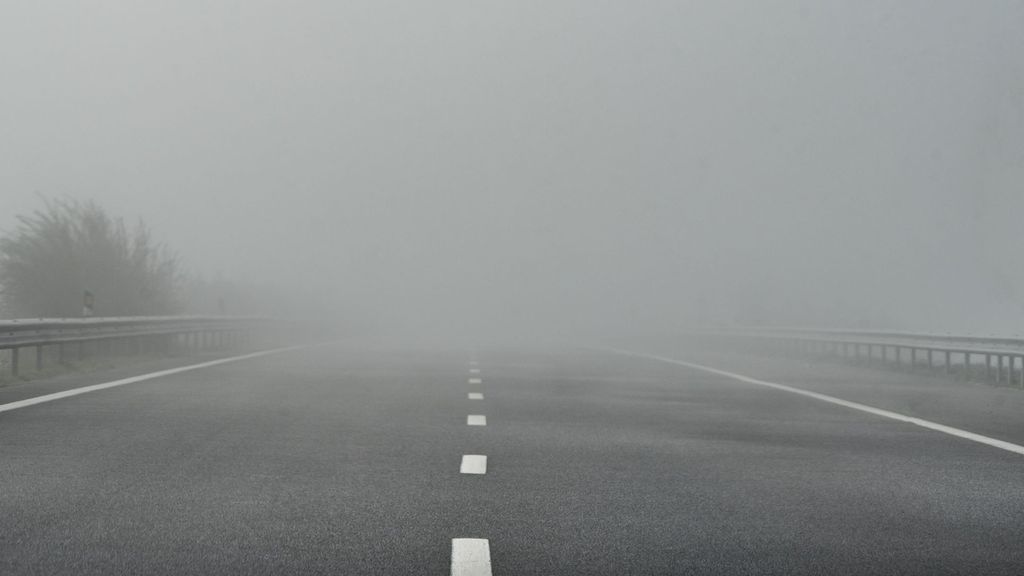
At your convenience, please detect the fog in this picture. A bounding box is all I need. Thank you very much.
[2,1,1023,343]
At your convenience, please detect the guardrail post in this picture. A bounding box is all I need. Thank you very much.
[11,347,20,377]
[945,351,951,374]
[927,349,933,369]
[986,355,992,382]
[36,345,43,372]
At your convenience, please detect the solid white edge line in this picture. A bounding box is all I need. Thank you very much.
[0,344,316,414]
[603,347,1024,457]
[460,454,487,474]
[467,415,487,426]
[468,392,484,400]
[468,378,482,384]
[469,368,481,374]
[451,538,491,576]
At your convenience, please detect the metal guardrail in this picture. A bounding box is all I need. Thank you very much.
[0,316,273,377]
[705,327,1024,388]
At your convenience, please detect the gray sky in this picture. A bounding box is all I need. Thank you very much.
[2,1,1023,338]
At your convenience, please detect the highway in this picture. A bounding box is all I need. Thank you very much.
[1,343,1023,575]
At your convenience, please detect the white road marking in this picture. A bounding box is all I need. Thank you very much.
[468,378,482,384]
[460,454,487,474]
[606,347,1024,457]
[468,392,484,400]
[467,415,487,426]
[451,538,491,576]
[469,368,481,374]
[0,344,312,414]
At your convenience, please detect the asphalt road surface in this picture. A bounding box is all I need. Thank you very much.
[1,343,1022,575]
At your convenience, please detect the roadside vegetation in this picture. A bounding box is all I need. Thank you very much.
[0,196,251,383]
[0,196,181,318]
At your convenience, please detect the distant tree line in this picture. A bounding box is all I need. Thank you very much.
[0,197,181,318]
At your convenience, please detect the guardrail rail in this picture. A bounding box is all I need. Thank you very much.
[702,327,1024,388]
[0,316,276,377]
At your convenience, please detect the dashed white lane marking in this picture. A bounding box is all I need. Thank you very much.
[0,344,313,414]
[468,378,482,384]
[451,538,491,576]
[605,347,1024,457]
[460,454,487,474]
[468,392,484,400]
[467,415,487,426]
[469,368,481,374]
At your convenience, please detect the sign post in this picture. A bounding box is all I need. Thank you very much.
[82,290,95,318]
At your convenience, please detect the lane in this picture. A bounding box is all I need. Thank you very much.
[0,346,306,414]
[0,353,248,406]
[0,345,474,575]
[644,341,1024,445]
[607,347,1024,456]
[462,348,1024,575]
[3,344,1023,574]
